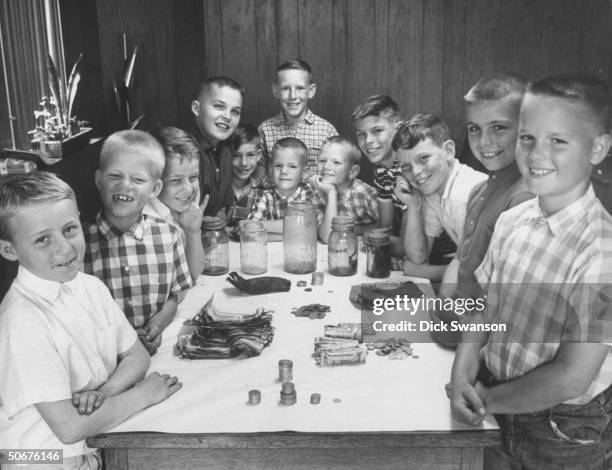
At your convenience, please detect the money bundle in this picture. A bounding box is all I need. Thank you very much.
[313,337,368,366]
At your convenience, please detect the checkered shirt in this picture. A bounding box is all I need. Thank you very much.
[83,212,193,329]
[373,161,407,211]
[258,110,338,179]
[227,178,265,227]
[247,183,322,222]
[311,178,379,225]
[475,186,612,403]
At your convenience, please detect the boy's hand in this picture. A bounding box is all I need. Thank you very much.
[71,390,105,415]
[135,372,183,406]
[311,175,337,195]
[449,379,487,426]
[391,256,404,271]
[136,326,163,356]
[176,194,210,234]
[393,176,421,207]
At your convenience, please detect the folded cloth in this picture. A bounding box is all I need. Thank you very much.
[177,295,275,359]
[227,271,291,295]
[349,281,423,311]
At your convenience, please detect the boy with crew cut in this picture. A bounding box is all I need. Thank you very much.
[450,73,612,469]
[258,59,338,181]
[0,172,181,469]
[191,76,243,217]
[248,137,321,239]
[311,136,378,243]
[84,130,193,356]
[393,114,487,281]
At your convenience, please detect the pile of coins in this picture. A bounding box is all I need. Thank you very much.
[291,304,331,319]
[366,338,418,360]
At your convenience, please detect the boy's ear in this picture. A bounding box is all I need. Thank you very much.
[307,83,317,99]
[591,134,612,165]
[272,84,280,99]
[443,139,456,161]
[94,169,102,190]
[0,239,18,262]
[349,164,360,180]
[191,100,200,117]
[151,179,163,200]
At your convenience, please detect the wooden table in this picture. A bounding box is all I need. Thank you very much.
[89,242,500,470]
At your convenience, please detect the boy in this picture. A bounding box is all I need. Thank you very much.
[226,124,265,227]
[0,172,181,469]
[450,73,612,469]
[146,126,208,281]
[352,94,403,232]
[312,136,378,243]
[248,137,320,239]
[191,76,243,217]
[258,59,338,180]
[84,130,193,355]
[392,114,487,281]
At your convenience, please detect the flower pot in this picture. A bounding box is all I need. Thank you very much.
[36,127,93,164]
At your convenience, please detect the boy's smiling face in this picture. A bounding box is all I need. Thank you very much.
[0,199,84,283]
[272,147,304,196]
[231,142,261,184]
[273,69,315,123]
[354,115,397,166]
[466,99,519,172]
[516,93,610,214]
[96,149,162,231]
[192,84,242,145]
[396,137,455,195]
[317,142,358,190]
[159,157,200,214]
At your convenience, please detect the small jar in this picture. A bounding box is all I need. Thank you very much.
[240,220,268,275]
[202,216,229,275]
[283,201,317,274]
[328,216,357,276]
[366,232,391,278]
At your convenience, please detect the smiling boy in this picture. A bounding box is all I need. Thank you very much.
[191,76,243,217]
[258,59,338,180]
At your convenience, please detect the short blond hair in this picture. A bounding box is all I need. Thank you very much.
[321,136,361,165]
[100,130,165,179]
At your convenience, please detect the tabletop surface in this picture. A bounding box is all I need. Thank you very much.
[106,240,497,435]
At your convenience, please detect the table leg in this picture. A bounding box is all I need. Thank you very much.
[102,449,128,470]
[460,447,483,470]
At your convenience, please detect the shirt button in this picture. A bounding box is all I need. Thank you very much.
[480,196,485,201]
[122,265,130,275]
[491,175,496,180]
[597,169,603,175]
[469,220,475,225]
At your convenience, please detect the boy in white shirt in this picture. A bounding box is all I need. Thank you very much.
[0,172,181,469]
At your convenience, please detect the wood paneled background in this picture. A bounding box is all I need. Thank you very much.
[59,0,610,148]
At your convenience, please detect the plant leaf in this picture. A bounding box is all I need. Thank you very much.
[47,55,65,127]
[66,53,83,119]
[129,114,145,129]
[124,45,138,89]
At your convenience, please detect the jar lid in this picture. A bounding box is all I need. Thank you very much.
[367,232,390,246]
[240,220,265,233]
[203,216,226,230]
[331,215,355,227]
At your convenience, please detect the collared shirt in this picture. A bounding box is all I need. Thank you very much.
[423,161,488,244]
[247,183,322,222]
[258,110,338,179]
[84,212,193,328]
[0,267,136,458]
[475,186,612,404]
[456,162,533,296]
[227,178,265,227]
[311,178,379,225]
[592,155,612,215]
[191,126,234,216]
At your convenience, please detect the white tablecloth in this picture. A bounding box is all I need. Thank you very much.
[111,241,497,433]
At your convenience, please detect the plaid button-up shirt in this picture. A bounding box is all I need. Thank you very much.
[247,183,322,222]
[84,213,193,329]
[311,178,379,225]
[475,186,612,403]
[227,178,265,227]
[258,110,338,179]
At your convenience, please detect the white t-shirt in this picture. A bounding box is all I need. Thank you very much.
[0,267,137,457]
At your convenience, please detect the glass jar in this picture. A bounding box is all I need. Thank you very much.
[201,216,229,275]
[283,200,317,274]
[240,220,268,275]
[366,232,391,278]
[328,215,357,276]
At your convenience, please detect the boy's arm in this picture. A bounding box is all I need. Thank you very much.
[141,296,178,355]
[478,342,609,414]
[402,258,448,282]
[312,178,337,244]
[36,372,182,445]
[175,195,209,281]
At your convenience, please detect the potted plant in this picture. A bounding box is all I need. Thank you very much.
[29,53,92,162]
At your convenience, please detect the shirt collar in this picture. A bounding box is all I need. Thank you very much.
[523,185,596,236]
[274,183,305,201]
[441,160,459,201]
[275,109,315,126]
[16,265,83,302]
[96,211,145,241]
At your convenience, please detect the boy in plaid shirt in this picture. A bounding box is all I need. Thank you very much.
[84,130,193,355]
[312,136,378,243]
[226,124,265,227]
[248,137,321,240]
[450,74,612,469]
[258,59,337,181]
